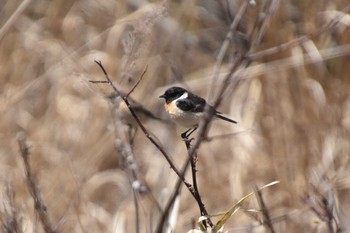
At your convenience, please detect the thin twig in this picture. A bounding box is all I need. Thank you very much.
[0,0,32,41]
[253,185,276,233]
[304,185,339,233]
[155,158,191,233]
[203,129,253,142]
[185,139,213,227]
[94,60,120,95]
[125,65,148,99]
[131,181,140,233]
[1,183,19,233]
[249,0,280,54]
[208,0,249,101]
[88,80,109,84]
[16,132,56,233]
[188,55,245,165]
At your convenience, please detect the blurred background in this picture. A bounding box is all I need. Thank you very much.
[0,0,350,232]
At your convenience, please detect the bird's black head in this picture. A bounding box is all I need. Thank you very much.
[159,86,187,104]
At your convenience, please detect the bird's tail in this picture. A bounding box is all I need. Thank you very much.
[215,113,237,124]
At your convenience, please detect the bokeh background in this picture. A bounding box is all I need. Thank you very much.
[1,0,350,232]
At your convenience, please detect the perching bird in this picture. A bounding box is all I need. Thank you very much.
[159,86,237,138]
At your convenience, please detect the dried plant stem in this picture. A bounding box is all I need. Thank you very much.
[248,4,350,61]
[131,185,140,233]
[125,65,148,99]
[249,0,280,54]
[254,185,276,233]
[1,184,19,233]
[304,186,340,233]
[209,0,249,100]
[0,0,32,41]
[16,132,56,233]
[185,139,212,227]
[113,124,142,233]
[155,158,191,233]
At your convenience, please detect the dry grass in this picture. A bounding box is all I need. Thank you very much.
[1,0,350,232]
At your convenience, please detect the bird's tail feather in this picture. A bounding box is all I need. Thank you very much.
[215,113,237,124]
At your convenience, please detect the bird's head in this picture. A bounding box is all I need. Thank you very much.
[159,86,187,104]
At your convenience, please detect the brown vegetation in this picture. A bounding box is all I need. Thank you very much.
[0,0,350,232]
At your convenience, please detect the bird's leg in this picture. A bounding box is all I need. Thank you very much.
[181,128,192,139]
[186,127,198,138]
[181,127,198,140]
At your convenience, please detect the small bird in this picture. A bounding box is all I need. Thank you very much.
[159,86,237,138]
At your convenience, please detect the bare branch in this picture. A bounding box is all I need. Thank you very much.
[209,0,250,101]
[125,65,148,99]
[94,60,121,95]
[185,139,213,227]
[304,185,340,233]
[88,80,109,84]
[16,132,56,233]
[155,159,191,233]
[0,0,32,41]
[254,185,276,233]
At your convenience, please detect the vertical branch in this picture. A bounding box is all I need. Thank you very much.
[131,185,140,233]
[16,132,56,233]
[1,184,19,233]
[184,139,212,227]
[125,65,148,99]
[155,158,191,233]
[249,0,280,53]
[208,0,250,100]
[304,186,340,233]
[105,65,151,233]
[254,185,276,233]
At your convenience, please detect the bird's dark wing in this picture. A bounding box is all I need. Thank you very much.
[176,98,196,111]
[176,93,207,112]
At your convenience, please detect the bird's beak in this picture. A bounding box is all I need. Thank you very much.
[159,94,165,98]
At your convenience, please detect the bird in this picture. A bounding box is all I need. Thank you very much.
[159,86,237,139]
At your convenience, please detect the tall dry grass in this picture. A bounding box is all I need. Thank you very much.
[0,0,350,232]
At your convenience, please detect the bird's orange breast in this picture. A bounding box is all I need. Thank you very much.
[164,101,200,128]
[164,101,178,116]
